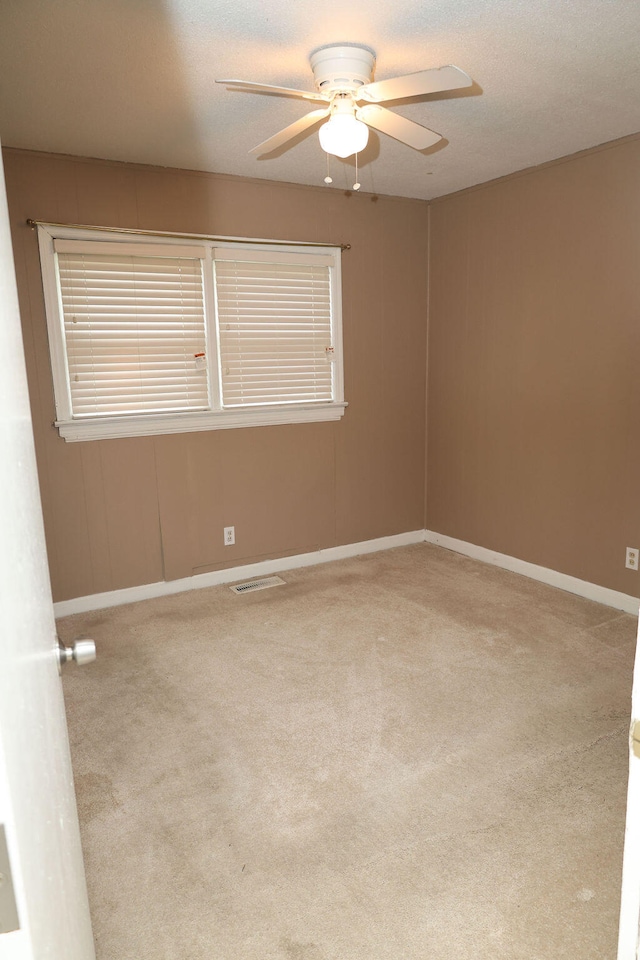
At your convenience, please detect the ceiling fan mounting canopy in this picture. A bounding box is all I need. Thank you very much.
[308,43,376,95]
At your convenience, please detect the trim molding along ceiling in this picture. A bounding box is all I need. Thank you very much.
[53,531,640,618]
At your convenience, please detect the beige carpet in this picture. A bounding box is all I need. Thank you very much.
[58,543,637,960]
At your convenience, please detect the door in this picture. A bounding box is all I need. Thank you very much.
[0,144,95,958]
[618,611,640,960]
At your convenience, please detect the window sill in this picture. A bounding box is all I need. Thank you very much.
[55,402,348,442]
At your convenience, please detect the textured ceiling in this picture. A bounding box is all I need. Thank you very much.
[1,0,640,200]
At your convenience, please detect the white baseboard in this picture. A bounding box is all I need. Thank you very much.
[53,529,425,617]
[53,527,640,619]
[425,530,640,616]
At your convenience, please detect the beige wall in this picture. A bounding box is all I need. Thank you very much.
[4,149,429,601]
[427,135,640,596]
[6,136,640,603]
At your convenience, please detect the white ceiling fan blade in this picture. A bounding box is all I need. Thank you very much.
[356,105,441,150]
[249,108,330,156]
[216,79,328,103]
[358,65,472,103]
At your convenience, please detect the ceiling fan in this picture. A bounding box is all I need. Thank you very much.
[216,43,473,161]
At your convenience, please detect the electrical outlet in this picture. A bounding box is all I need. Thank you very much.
[626,547,639,571]
[224,526,235,546]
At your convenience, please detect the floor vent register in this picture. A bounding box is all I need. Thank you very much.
[229,576,286,595]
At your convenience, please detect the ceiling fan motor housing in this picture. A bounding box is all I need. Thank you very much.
[309,44,376,95]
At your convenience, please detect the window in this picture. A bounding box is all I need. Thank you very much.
[37,225,345,441]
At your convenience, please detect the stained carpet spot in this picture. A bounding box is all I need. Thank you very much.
[577,888,596,902]
[74,771,120,822]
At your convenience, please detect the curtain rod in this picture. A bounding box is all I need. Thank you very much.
[26,219,351,251]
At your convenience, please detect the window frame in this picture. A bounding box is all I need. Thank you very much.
[37,224,346,442]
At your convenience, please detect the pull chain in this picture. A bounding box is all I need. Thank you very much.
[353,152,361,191]
[324,153,333,185]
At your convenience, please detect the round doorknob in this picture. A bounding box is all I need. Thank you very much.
[57,638,97,668]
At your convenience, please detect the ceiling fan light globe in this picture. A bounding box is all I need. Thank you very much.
[319,115,369,158]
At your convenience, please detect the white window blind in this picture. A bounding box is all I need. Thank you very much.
[54,240,208,418]
[38,225,345,440]
[214,249,334,407]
